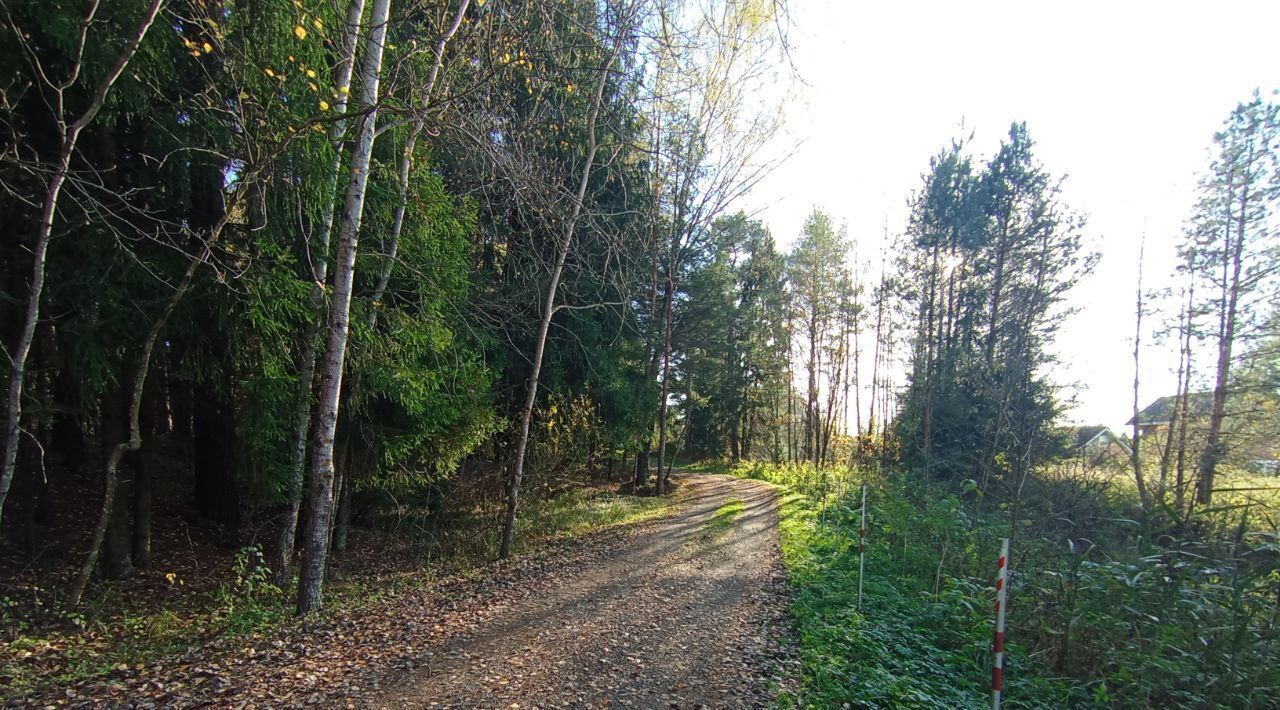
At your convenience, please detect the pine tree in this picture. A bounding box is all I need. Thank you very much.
[1180,94,1280,507]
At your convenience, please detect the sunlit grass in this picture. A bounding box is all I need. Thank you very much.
[516,486,681,548]
[1042,460,1280,531]
[690,499,744,544]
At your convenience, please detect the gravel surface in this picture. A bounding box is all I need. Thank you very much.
[366,473,794,709]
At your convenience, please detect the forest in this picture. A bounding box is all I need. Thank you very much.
[1,0,1278,707]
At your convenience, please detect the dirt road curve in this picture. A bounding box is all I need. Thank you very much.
[367,473,792,709]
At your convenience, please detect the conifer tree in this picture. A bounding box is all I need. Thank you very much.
[1180,94,1280,507]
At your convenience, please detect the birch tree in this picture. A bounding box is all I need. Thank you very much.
[1130,237,1153,514]
[643,0,788,493]
[297,0,393,614]
[271,0,367,587]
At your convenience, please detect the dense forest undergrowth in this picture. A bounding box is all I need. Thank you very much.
[703,459,1280,708]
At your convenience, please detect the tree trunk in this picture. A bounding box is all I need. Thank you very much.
[805,312,818,463]
[102,475,134,580]
[499,18,626,557]
[9,324,55,553]
[67,226,218,607]
[1130,238,1151,513]
[852,304,862,438]
[1196,156,1251,507]
[1174,285,1195,515]
[867,256,886,441]
[655,274,675,494]
[921,242,940,477]
[333,440,352,552]
[728,417,740,462]
[366,0,470,332]
[131,370,163,569]
[634,447,649,488]
[786,387,795,466]
[297,0,392,614]
[100,388,133,580]
[132,447,152,569]
[273,0,368,589]
[984,214,1010,366]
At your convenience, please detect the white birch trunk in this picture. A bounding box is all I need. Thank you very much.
[296,0,392,614]
[273,0,367,586]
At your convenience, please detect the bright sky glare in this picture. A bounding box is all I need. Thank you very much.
[751,0,1280,432]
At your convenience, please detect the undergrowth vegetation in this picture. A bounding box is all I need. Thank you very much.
[720,461,1280,708]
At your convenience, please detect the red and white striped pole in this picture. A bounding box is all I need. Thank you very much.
[992,537,1010,710]
[857,484,867,610]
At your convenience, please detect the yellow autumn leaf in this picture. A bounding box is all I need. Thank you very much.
[312,18,323,31]
[306,68,317,79]
[264,67,275,77]
[319,100,330,111]
[308,82,318,92]
[202,42,212,53]
[294,25,307,40]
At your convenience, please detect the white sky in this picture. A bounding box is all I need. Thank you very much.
[749,0,1280,432]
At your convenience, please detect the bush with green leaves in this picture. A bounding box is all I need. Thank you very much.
[215,546,286,635]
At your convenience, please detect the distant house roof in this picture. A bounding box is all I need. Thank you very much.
[1127,392,1214,426]
[1070,425,1109,447]
[1060,425,1132,454]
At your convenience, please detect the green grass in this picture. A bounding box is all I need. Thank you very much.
[722,460,1280,708]
[690,499,744,544]
[680,459,735,475]
[515,485,682,549]
[727,462,1073,709]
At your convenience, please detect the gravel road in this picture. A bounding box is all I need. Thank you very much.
[368,473,793,709]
